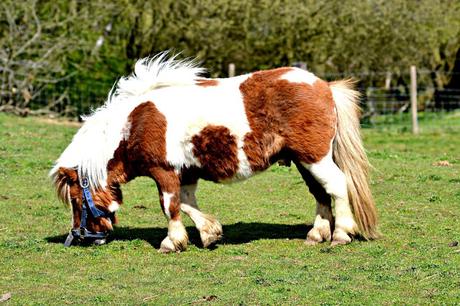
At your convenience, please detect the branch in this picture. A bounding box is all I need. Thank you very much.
[34,71,77,84]
[12,1,42,59]
[0,104,29,116]
[2,3,17,49]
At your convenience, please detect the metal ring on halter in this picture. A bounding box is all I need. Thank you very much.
[81,177,90,188]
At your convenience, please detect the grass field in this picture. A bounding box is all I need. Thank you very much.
[1,112,459,305]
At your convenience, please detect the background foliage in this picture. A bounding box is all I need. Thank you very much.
[1,0,459,115]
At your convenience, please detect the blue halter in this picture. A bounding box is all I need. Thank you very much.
[64,177,113,247]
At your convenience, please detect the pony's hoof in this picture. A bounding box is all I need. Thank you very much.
[159,237,175,253]
[164,220,189,252]
[159,236,185,253]
[305,223,331,246]
[305,230,322,245]
[200,218,223,248]
[201,231,222,248]
[331,229,352,246]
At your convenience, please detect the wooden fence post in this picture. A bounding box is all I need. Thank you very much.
[228,63,235,77]
[385,71,392,90]
[410,65,419,134]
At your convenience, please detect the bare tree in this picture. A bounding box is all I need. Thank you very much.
[0,0,115,116]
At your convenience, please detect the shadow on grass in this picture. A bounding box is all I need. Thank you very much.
[45,222,312,249]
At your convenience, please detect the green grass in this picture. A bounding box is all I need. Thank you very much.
[362,110,460,133]
[1,112,459,305]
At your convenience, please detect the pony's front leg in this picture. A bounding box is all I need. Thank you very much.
[180,184,223,248]
[151,168,188,253]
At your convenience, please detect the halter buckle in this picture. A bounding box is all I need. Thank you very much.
[81,177,90,188]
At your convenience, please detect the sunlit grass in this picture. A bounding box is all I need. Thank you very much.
[0,113,459,304]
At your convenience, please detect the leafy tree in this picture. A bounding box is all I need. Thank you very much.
[1,0,459,115]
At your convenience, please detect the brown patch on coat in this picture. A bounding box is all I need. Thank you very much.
[107,140,131,185]
[196,78,219,87]
[239,68,336,170]
[242,132,286,171]
[123,102,183,219]
[191,125,239,182]
[102,101,182,220]
[55,101,176,233]
[159,190,181,220]
[125,102,168,171]
[53,100,186,235]
[149,166,181,219]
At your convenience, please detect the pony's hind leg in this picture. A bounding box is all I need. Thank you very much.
[301,152,358,246]
[180,183,223,248]
[296,162,334,245]
[308,202,334,245]
[150,168,188,253]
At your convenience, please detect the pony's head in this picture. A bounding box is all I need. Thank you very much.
[52,167,122,245]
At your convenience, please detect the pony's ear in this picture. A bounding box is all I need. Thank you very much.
[58,167,78,184]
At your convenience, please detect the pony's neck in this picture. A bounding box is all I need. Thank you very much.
[106,141,132,186]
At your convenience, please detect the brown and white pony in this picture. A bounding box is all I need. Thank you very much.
[50,52,378,252]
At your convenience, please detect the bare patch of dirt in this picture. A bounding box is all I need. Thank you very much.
[36,117,82,127]
[432,160,452,167]
[0,293,11,302]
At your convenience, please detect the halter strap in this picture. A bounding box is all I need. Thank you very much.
[81,178,107,218]
[63,177,113,247]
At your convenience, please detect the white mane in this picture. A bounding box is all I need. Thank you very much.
[50,51,205,190]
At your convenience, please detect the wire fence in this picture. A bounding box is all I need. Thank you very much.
[13,68,460,131]
[23,80,109,119]
[320,69,460,132]
[358,87,460,131]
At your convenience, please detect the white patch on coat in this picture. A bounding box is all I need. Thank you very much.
[143,73,254,178]
[180,203,206,230]
[49,52,205,190]
[162,192,175,218]
[49,51,259,189]
[179,185,205,229]
[70,200,75,228]
[168,219,187,243]
[121,120,132,141]
[302,150,347,199]
[235,139,252,180]
[279,67,318,85]
[108,201,120,212]
[179,184,207,229]
[301,148,356,233]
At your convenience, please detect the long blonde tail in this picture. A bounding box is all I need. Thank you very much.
[330,80,379,239]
